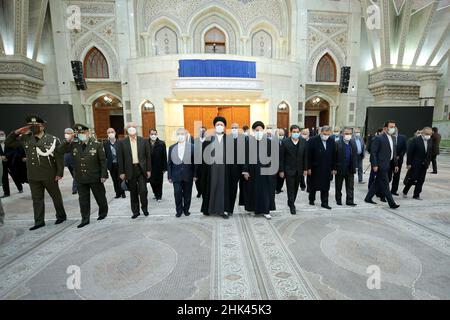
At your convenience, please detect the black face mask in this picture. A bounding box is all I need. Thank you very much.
[30,125,41,135]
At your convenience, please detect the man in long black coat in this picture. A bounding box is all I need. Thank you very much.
[306,126,336,210]
[200,116,235,219]
[242,121,276,220]
[194,126,207,198]
[148,129,167,201]
[402,127,433,200]
[279,125,308,215]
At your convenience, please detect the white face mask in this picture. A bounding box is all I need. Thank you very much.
[127,127,137,136]
[215,125,224,134]
[78,133,87,142]
[388,127,396,135]
[177,135,186,143]
[355,132,361,137]
[255,131,264,141]
[231,128,239,136]
[150,134,157,141]
[108,133,116,140]
[64,134,71,140]
[344,135,352,141]
[243,132,249,136]
[423,135,431,141]
[321,134,330,141]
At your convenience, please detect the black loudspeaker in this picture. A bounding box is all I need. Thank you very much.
[71,60,87,90]
[339,66,351,93]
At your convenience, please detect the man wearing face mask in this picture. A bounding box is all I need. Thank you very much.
[275,128,286,194]
[279,125,308,215]
[194,126,207,198]
[103,128,125,199]
[63,128,78,195]
[58,124,109,228]
[148,129,167,202]
[0,130,24,198]
[335,127,358,206]
[242,125,250,137]
[242,121,276,220]
[168,129,198,217]
[200,116,235,219]
[390,127,407,196]
[352,128,365,184]
[331,127,341,142]
[306,126,337,210]
[6,115,67,230]
[402,127,433,200]
[364,120,400,209]
[118,122,152,219]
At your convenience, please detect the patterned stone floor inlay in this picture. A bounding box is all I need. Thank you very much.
[0,155,450,299]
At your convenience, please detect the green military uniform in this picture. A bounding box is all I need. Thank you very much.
[58,124,108,225]
[5,116,67,228]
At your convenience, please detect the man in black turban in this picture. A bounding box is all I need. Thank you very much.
[200,116,237,219]
[241,121,277,220]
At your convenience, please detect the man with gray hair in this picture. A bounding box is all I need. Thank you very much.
[402,127,433,200]
[306,126,337,209]
[168,128,197,217]
[63,128,78,195]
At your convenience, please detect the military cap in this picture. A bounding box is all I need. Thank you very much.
[74,123,89,131]
[26,115,46,124]
[213,116,227,126]
[252,121,265,130]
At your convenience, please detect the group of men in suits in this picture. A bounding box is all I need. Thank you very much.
[0,130,26,198]
[1,114,437,230]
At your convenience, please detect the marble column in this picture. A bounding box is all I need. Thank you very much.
[240,36,249,56]
[419,73,443,107]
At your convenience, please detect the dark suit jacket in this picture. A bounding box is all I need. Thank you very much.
[306,135,336,191]
[149,138,167,181]
[335,138,358,175]
[395,134,407,162]
[407,136,432,169]
[103,139,121,171]
[431,132,441,156]
[279,138,308,176]
[353,135,365,159]
[118,136,151,179]
[370,133,397,171]
[167,143,196,183]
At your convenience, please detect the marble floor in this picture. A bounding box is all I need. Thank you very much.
[0,155,449,300]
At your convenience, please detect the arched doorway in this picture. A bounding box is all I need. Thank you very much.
[141,100,156,138]
[277,101,289,130]
[305,97,330,130]
[204,27,226,53]
[92,94,124,139]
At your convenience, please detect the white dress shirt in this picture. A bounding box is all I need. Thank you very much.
[386,134,394,160]
[216,134,223,144]
[422,137,428,153]
[177,141,186,161]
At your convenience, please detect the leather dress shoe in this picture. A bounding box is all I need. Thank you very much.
[143,211,149,216]
[364,198,377,204]
[97,215,107,221]
[55,218,66,225]
[77,221,90,228]
[321,204,332,210]
[389,204,400,209]
[175,213,182,218]
[184,211,191,216]
[29,223,45,231]
[346,203,357,206]
[131,213,140,219]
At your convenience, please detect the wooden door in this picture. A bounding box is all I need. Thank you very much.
[202,106,219,132]
[277,111,289,130]
[142,111,156,138]
[93,108,110,139]
[305,116,317,130]
[232,106,250,129]
[319,110,329,127]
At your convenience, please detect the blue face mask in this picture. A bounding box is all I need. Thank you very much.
[291,133,300,139]
[78,133,87,142]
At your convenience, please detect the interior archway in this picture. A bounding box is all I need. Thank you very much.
[92,94,124,139]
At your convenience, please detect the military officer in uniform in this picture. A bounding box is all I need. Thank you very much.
[6,115,67,230]
[58,124,109,228]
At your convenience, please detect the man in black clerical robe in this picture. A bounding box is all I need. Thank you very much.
[242,121,277,220]
[200,116,236,219]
